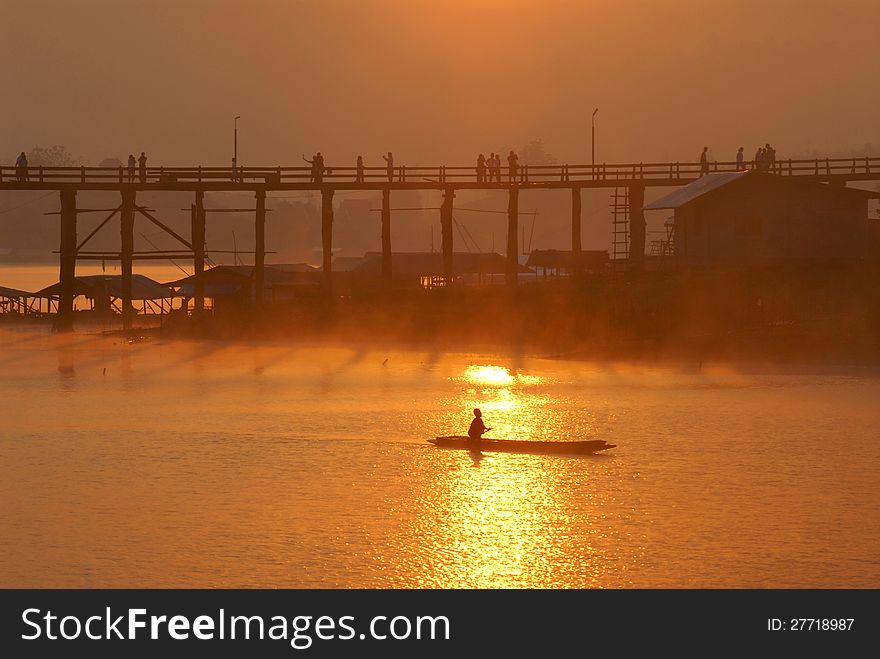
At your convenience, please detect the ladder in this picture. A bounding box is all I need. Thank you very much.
[610,188,630,260]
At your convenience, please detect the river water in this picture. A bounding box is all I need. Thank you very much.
[1,325,878,588]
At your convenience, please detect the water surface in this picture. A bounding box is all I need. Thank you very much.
[1,326,878,587]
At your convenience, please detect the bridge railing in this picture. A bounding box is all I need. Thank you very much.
[2,157,879,185]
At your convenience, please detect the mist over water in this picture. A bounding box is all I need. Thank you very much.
[1,326,878,588]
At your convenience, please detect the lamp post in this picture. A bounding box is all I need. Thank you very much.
[233,115,241,168]
[591,108,598,170]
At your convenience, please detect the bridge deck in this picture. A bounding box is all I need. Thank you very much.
[2,157,879,191]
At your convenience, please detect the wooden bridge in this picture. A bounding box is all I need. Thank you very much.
[3,156,880,190]
[2,156,879,331]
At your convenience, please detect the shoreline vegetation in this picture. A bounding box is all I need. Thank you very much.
[3,263,879,366]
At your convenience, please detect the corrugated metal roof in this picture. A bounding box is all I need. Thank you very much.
[644,171,750,210]
[164,265,319,296]
[0,285,34,298]
[34,275,175,300]
[644,171,877,211]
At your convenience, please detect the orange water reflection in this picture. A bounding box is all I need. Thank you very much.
[400,449,619,588]
[453,363,593,442]
[6,337,876,588]
[390,363,617,588]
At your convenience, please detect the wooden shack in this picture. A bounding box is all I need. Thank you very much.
[645,172,873,265]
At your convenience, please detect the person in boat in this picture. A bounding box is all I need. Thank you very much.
[468,408,491,440]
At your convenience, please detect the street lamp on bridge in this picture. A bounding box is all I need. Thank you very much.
[233,115,241,172]
[591,107,599,169]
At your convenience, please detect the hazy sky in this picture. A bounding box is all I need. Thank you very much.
[2,0,879,167]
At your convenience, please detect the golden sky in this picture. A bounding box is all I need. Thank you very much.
[2,0,878,166]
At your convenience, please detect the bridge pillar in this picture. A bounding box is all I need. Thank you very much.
[571,187,582,273]
[120,189,136,330]
[628,183,646,267]
[440,187,454,285]
[192,191,206,313]
[381,188,392,289]
[54,188,77,332]
[321,187,334,293]
[254,188,266,306]
[507,186,519,286]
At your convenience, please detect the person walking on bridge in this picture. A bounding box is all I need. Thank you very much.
[735,147,745,171]
[15,151,28,181]
[476,153,487,182]
[699,147,709,176]
[383,151,394,182]
[127,154,136,182]
[507,150,519,182]
[303,152,325,184]
[765,143,777,173]
[138,152,147,183]
[356,155,365,183]
[492,153,501,183]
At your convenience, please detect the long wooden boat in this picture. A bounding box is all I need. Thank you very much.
[429,436,616,455]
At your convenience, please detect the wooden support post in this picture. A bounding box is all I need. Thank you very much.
[254,188,266,307]
[120,189,135,330]
[440,187,454,285]
[506,186,519,286]
[381,188,392,289]
[321,187,334,293]
[192,191,206,313]
[571,187,582,273]
[628,184,646,267]
[54,188,77,332]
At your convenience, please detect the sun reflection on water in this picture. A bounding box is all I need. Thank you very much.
[450,363,592,442]
[401,450,618,588]
[385,362,621,588]
[461,364,544,388]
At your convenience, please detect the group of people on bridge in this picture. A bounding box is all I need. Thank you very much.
[302,152,396,184]
[13,151,148,182]
[700,143,779,176]
[127,152,148,182]
[476,151,520,183]
[750,144,778,172]
[296,150,525,184]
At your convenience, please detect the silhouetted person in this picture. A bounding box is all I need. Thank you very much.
[468,408,491,440]
[735,147,744,171]
[356,155,365,183]
[754,146,764,171]
[492,153,501,183]
[15,151,28,181]
[476,153,487,182]
[138,151,147,183]
[127,154,136,182]
[303,152,324,183]
[507,150,519,182]
[765,143,776,173]
[699,147,709,176]
[383,151,394,182]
